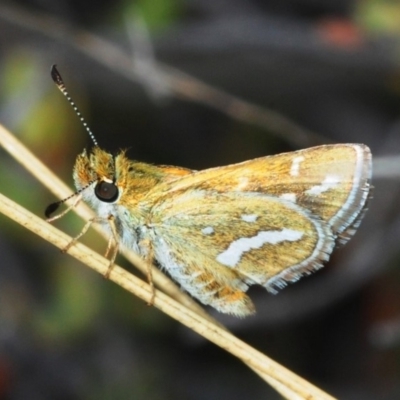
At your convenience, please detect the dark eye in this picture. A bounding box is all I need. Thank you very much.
[94,181,119,203]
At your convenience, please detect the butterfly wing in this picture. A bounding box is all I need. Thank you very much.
[148,144,371,244]
[141,144,371,315]
[148,191,335,316]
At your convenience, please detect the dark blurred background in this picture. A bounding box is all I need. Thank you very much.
[1,0,400,399]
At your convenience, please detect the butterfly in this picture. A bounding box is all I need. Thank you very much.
[47,66,372,317]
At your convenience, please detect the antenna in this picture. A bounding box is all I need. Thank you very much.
[45,181,94,219]
[50,65,98,147]
[46,65,98,218]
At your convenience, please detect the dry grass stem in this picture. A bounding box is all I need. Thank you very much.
[0,190,336,400]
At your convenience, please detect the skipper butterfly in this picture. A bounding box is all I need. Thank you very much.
[46,66,372,317]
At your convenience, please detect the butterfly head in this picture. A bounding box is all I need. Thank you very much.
[72,146,133,209]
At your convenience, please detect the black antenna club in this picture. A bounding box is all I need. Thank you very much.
[50,65,98,147]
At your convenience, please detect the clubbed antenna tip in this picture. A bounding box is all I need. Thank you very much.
[50,64,98,147]
[45,202,60,218]
[50,64,64,87]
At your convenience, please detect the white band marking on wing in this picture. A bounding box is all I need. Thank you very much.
[216,229,304,267]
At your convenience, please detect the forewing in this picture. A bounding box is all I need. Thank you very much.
[149,144,371,244]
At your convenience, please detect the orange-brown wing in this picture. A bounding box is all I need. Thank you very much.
[149,144,372,244]
[149,191,335,316]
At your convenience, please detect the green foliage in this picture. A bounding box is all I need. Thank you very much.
[124,0,184,31]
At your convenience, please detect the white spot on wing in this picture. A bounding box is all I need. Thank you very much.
[201,226,214,235]
[290,156,305,176]
[241,214,258,223]
[280,193,297,202]
[216,229,304,267]
[235,177,249,190]
[305,174,341,196]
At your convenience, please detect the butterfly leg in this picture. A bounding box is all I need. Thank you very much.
[61,216,100,253]
[59,213,121,279]
[138,238,156,306]
[104,215,120,278]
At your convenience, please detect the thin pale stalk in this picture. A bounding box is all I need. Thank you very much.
[0,191,336,400]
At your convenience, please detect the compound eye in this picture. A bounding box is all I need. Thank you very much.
[94,181,119,203]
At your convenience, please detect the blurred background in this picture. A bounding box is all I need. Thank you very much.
[0,0,400,399]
